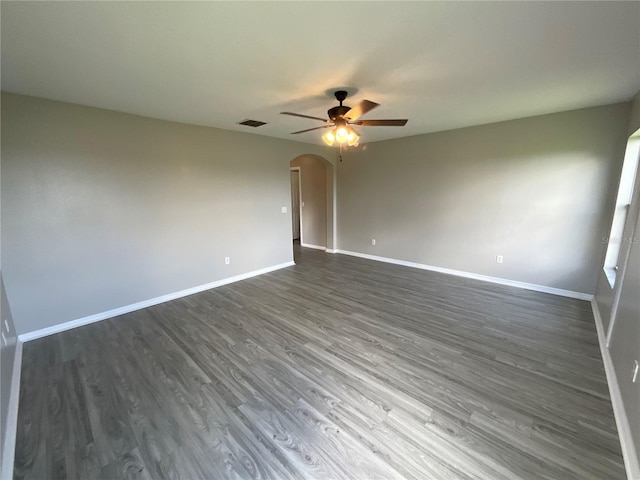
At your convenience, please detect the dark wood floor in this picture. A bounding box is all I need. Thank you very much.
[14,245,625,479]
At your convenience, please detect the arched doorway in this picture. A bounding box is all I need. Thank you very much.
[289,154,336,253]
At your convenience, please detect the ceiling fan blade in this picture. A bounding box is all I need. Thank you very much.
[291,125,334,134]
[344,100,379,121]
[280,112,329,122]
[353,119,408,127]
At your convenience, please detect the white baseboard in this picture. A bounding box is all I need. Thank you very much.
[301,243,326,251]
[18,261,295,343]
[1,340,23,480]
[335,249,592,300]
[591,300,640,480]
[325,249,337,254]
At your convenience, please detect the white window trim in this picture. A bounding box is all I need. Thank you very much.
[603,131,640,288]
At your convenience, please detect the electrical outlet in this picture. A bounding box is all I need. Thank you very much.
[371,239,376,246]
[224,257,230,265]
[281,206,287,213]
[496,255,504,264]
[633,360,639,383]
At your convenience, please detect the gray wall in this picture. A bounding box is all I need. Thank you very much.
[595,90,640,466]
[1,93,326,336]
[290,155,327,248]
[337,103,630,294]
[0,275,17,479]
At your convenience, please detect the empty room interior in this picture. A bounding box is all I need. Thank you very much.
[2,2,640,479]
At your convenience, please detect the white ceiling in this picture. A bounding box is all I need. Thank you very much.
[2,1,640,145]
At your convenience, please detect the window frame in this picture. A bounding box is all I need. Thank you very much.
[603,130,640,288]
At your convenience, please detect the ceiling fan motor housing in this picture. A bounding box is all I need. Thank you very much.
[328,105,351,121]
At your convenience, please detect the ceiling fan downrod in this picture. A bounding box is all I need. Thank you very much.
[328,91,351,122]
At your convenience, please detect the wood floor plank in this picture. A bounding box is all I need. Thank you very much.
[13,244,626,479]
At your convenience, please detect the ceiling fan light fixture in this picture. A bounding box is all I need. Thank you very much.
[323,125,359,147]
[347,129,359,147]
[322,130,335,146]
[335,126,349,143]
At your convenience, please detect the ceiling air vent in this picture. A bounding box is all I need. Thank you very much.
[237,119,267,127]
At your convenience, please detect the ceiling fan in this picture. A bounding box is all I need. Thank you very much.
[281,90,408,147]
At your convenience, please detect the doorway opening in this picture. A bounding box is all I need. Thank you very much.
[289,154,335,258]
